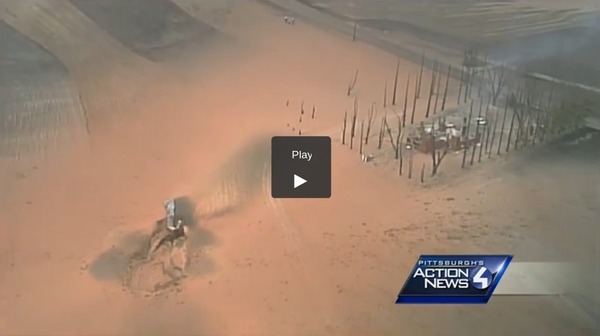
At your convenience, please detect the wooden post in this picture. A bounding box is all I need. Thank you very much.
[352,22,357,41]
[420,163,426,183]
[392,59,400,105]
[461,99,474,169]
[442,64,451,111]
[425,61,437,118]
[417,51,425,98]
[496,97,509,155]
[311,106,315,119]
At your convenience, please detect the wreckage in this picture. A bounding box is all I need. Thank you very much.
[123,199,190,295]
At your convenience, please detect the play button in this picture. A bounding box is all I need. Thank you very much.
[294,174,307,188]
[271,136,331,198]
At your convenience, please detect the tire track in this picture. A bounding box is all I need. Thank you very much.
[261,161,337,329]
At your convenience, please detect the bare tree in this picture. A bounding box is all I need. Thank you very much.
[383,81,388,107]
[457,66,465,105]
[378,116,386,149]
[359,120,365,155]
[347,70,359,96]
[496,97,509,155]
[425,60,438,118]
[432,135,450,176]
[365,104,377,145]
[470,97,485,166]
[392,59,400,105]
[398,125,405,175]
[403,74,410,127]
[417,51,425,98]
[462,99,475,169]
[408,149,414,179]
[342,110,348,145]
[433,62,443,115]
[383,118,399,158]
[477,53,488,98]
[506,95,518,153]
[487,65,507,106]
[411,73,418,124]
[442,64,451,111]
[350,98,359,149]
[488,108,500,158]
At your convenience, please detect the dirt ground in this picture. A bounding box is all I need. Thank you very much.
[0,1,598,335]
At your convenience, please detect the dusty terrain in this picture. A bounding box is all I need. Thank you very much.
[0,1,598,336]
[299,0,600,86]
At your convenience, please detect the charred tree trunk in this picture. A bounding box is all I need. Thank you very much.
[442,64,451,111]
[425,61,437,118]
[403,74,410,127]
[417,51,425,98]
[462,99,475,169]
[457,66,465,105]
[392,59,400,105]
[496,97,509,155]
[342,110,347,145]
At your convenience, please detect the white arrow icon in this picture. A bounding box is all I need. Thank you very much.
[293,174,307,188]
[473,266,490,289]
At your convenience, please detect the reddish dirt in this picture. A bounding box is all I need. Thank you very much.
[0,1,597,336]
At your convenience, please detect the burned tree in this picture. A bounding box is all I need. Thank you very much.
[378,116,386,149]
[350,98,359,149]
[430,121,450,176]
[347,70,359,96]
[417,51,425,98]
[441,64,451,111]
[433,62,443,115]
[470,97,485,166]
[461,99,475,169]
[383,81,388,107]
[496,97,509,155]
[403,74,410,127]
[457,66,465,105]
[487,64,507,106]
[411,72,419,124]
[392,58,400,105]
[425,60,438,118]
[365,104,378,145]
[342,110,348,145]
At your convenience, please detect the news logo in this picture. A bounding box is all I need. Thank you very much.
[396,254,513,304]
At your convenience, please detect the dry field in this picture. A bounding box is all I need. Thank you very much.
[0,1,598,335]
[300,0,600,86]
